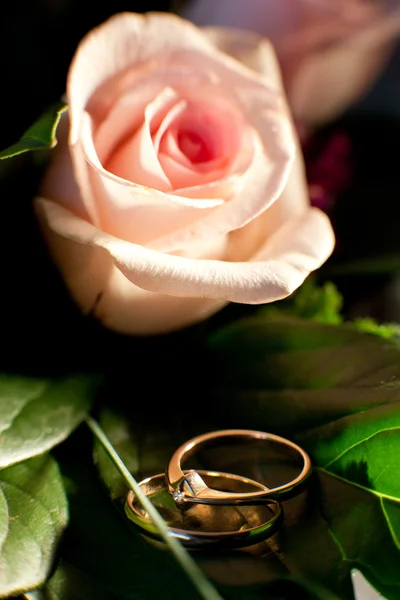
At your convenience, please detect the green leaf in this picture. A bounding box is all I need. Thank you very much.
[218,578,342,600]
[298,404,400,599]
[353,317,400,340]
[0,454,68,597]
[0,101,67,160]
[87,417,222,600]
[260,279,343,325]
[44,561,115,600]
[52,439,206,600]
[37,313,400,599]
[206,314,400,599]
[0,373,100,468]
[208,315,400,435]
[94,408,178,500]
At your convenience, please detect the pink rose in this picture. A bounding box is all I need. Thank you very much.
[185,0,400,127]
[35,12,334,336]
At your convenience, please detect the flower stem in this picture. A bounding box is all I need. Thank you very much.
[86,416,223,600]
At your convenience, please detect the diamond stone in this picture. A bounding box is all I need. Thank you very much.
[173,490,185,505]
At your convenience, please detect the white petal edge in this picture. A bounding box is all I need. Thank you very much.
[36,197,335,303]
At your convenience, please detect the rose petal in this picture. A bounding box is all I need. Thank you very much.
[93,84,240,205]
[152,99,188,154]
[197,2,400,127]
[158,152,228,189]
[203,26,288,76]
[203,25,310,240]
[93,64,223,161]
[149,127,291,253]
[94,82,173,165]
[36,197,334,304]
[67,12,280,145]
[81,92,294,253]
[172,174,241,200]
[105,87,176,191]
[185,0,302,38]
[149,31,307,254]
[158,127,195,168]
[68,14,295,255]
[153,96,235,188]
[80,112,223,244]
[288,8,400,126]
[185,0,381,44]
[167,98,239,164]
[157,94,246,189]
[35,197,227,335]
[40,111,90,222]
[94,269,228,335]
[69,121,102,227]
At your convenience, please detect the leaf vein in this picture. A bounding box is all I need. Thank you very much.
[317,468,400,504]
[380,497,400,551]
[324,426,400,469]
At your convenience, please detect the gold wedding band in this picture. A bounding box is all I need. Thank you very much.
[166,429,311,506]
[126,470,282,550]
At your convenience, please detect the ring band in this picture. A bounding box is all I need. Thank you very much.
[166,429,311,506]
[126,470,282,550]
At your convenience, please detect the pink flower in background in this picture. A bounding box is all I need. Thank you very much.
[185,0,400,127]
[305,130,353,214]
[35,12,334,335]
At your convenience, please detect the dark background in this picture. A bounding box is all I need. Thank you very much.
[0,0,173,149]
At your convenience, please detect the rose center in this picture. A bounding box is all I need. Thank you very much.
[177,129,214,164]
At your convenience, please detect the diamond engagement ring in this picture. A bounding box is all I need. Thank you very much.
[166,429,311,506]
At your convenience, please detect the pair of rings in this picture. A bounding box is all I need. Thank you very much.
[126,429,311,551]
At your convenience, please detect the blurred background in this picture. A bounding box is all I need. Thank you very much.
[0,0,398,147]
